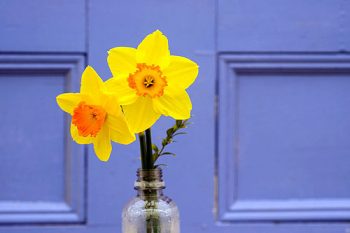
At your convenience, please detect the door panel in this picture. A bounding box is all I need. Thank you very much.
[0,55,85,224]
[218,54,350,223]
[217,0,350,232]
[0,0,87,231]
[218,0,349,51]
[0,0,86,52]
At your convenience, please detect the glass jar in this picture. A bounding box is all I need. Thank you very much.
[122,168,180,233]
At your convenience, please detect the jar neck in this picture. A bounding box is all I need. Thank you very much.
[134,168,165,199]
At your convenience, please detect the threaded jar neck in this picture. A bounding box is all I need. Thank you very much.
[134,168,165,192]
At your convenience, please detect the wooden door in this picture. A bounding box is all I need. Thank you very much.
[1,1,350,232]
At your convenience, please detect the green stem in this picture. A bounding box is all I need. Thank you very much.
[138,132,147,169]
[140,129,160,232]
[145,129,160,233]
[145,128,153,169]
[154,144,165,164]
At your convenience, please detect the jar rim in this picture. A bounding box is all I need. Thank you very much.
[135,168,165,190]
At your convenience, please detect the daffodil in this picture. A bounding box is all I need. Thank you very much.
[56,66,135,161]
[106,30,199,133]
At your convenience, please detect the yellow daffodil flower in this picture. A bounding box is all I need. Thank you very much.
[106,30,199,133]
[56,66,135,161]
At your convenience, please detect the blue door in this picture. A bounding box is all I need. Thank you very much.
[1,0,350,232]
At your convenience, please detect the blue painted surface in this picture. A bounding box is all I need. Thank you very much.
[0,72,65,202]
[0,0,350,233]
[0,55,85,224]
[0,0,86,52]
[218,54,350,224]
[218,0,350,51]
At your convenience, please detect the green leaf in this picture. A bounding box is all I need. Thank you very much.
[161,152,176,157]
[166,128,174,137]
[152,144,159,153]
[162,138,168,147]
[152,118,191,164]
[154,164,168,168]
[176,120,183,128]
[182,120,190,128]
[173,132,187,137]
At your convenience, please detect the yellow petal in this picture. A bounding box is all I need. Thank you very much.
[102,94,122,116]
[105,76,137,105]
[103,95,136,144]
[93,124,112,162]
[107,47,137,76]
[153,86,192,120]
[56,93,83,114]
[70,124,94,144]
[107,114,135,144]
[163,56,199,89]
[81,66,104,97]
[137,30,170,68]
[123,97,161,133]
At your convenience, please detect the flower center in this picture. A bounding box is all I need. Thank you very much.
[72,102,107,137]
[128,63,167,98]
